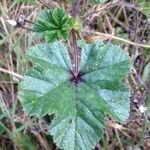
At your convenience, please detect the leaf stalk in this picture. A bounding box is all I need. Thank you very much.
[71,0,81,77]
[71,29,79,77]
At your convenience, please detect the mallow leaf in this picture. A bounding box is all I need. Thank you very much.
[34,8,73,42]
[19,41,131,150]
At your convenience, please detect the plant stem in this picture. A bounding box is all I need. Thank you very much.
[72,0,81,17]
[71,29,79,77]
[71,0,80,77]
[85,30,150,48]
[0,67,23,79]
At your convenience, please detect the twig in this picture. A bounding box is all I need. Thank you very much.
[83,1,137,22]
[37,0,58,8]
[85,31,150,49]
[0,68,23,79]
[37,0,51,8]
[83,2,118,20]
[107,9,129,32]
[73,0,81,17]
[18,26,35,32]
[0,16,16,101]
[114,129,124,150]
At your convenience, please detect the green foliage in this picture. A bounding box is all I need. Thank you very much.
[34,8,74,42]
[14,133,37,150]
[0,125,5,135]
[147,93,150,113]
[142,50,150,83]
[142,62,150,83]
[15,0,36,4]
[138,0,150,18]
[90,0,107,4]
[19,41,131,150]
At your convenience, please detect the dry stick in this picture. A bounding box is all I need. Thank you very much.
[82,1,136,26]
[0,13,34,80]
[37,0,51,8]
[35,133,52,150]
[86,31,150,49]
[37,0,58,8]
[107,9,129,32]
[110,4,122,28]
[83,1,118,19]
[83,1,136,22]
[0,68,23,79]
[114,129,124,150]
[105,15,113,33]
[122,5,129,28]
[49,0,59,7]
[0,16,16,103]
[19,26,35,32]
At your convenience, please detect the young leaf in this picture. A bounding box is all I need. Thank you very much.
[19,41,131,150]
[34,8,73,42]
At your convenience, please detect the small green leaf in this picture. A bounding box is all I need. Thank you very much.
[0,125,5,135]
[34,8,73,42]
[90,0,107,4]
[19,41,131,150]
[142,62,150,83]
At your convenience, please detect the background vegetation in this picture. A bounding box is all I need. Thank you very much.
[0,0,150,149]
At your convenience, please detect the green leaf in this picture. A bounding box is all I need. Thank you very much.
[34,8,73,42]
[14,133,37,150]
[147,93,150,113]
[142,62,150,83]
[138,0,150,18]
[19,41,131,150]
[90,0,107,4]
[0,125,5,135]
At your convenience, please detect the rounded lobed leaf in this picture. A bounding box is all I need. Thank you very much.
[19,41,131,150]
